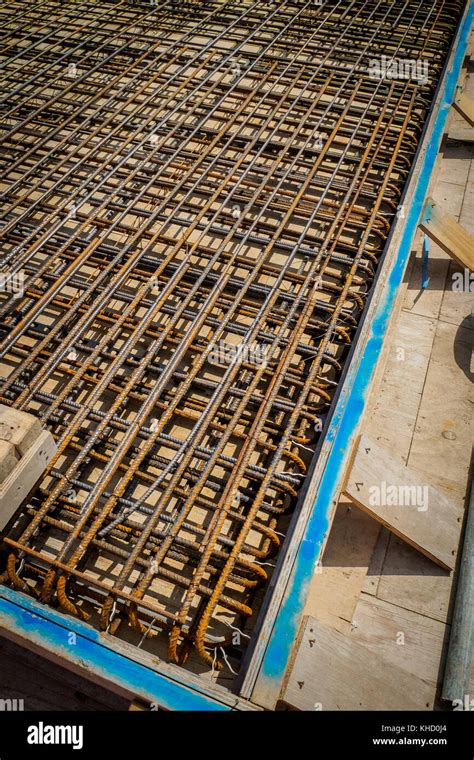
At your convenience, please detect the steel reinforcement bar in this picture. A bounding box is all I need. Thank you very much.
[0,0,465,681]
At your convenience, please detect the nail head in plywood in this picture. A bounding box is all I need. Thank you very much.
[343,435,460,571]
[282,616,434,711]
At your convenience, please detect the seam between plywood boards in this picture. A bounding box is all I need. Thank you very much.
[281,615,438,711]
[343,434,461,571]
[240,2,474,710]
[277,609,309,705]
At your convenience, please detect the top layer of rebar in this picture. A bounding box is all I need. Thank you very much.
[0,0,463,682]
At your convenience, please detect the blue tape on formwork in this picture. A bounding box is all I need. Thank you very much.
[254,0,474,701]
[0,586,228,711]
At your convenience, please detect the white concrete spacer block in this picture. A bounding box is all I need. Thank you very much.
[0,405,57,531]
[0,404,43,457]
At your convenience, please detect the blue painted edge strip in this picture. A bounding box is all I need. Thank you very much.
[255,1,474,696]
[0,586,228,711]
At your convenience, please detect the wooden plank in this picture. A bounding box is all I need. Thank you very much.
[343,434,460,570]
[351,593,447,689]
[373,469,464,624]
[376,534,456,624]
[419,197,474,271]
[282,616,435,710]
[453,91,474,127]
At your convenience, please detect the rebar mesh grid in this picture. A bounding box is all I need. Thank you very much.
[0,0,463,680]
